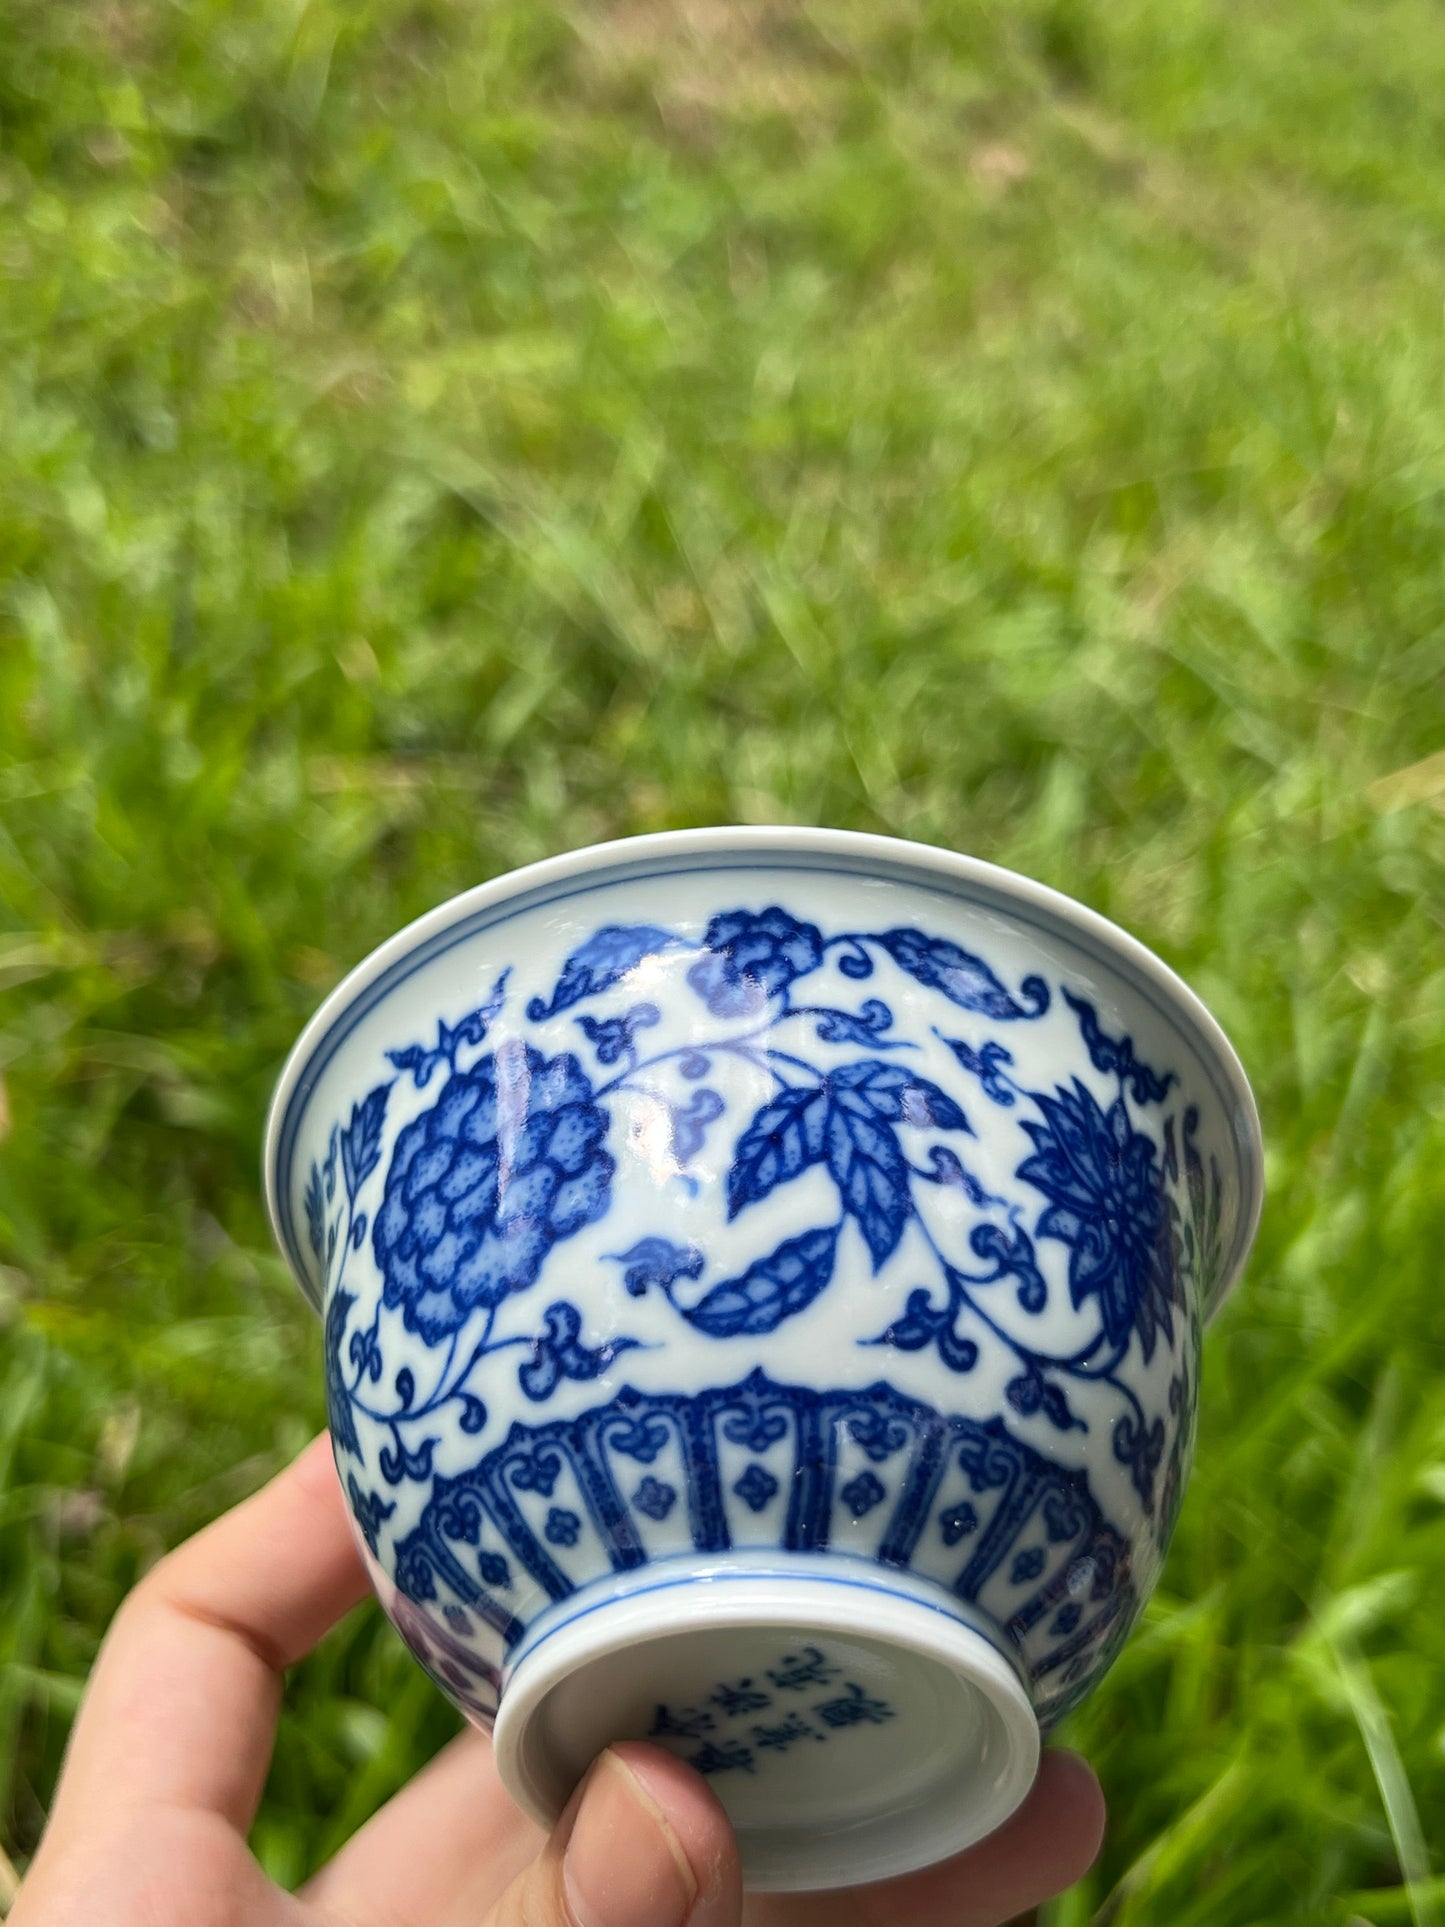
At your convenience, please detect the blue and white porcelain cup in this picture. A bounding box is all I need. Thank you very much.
[265,828,1262,1890]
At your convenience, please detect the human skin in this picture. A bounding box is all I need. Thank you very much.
[10,1435,1105,1927]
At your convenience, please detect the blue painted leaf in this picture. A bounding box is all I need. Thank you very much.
[823,1066,926,1268]
[379,1435,436,1485]
[970,1221,1049,1312]
[394,1366,416,1409]
[671,1087,725,1163]
[939,1327,980,1373]
[1008,1372,1086,1436]
[871,1286,978,1373]
[388,973,510,1087]
[920,1145,1004,1207]
[1006,1372,1043,1417]
[519,1301,640,1401]
[682,1225,839,1337]
[324,1289,361,1459]
[875,929,1050,1019]
[726,1084,830,1218]
[444,970,510,1053]
[938,1034,1016,1106]
[876,1286,943,1352]
[1062,988,1175,1105]
[458,1394,488,1434]
[807,998,904,1048]
[576,1001,660,1066]
[1039,1382,1086,1433]
[349,1318,383,1383]
[340,1081,391,1203]
[835,939,874,980]
[346,1475,396,1555]
[1113,1411,1165,1505]
[527,925,683,1021]
[827,1112,908,1267]
[828,1059,972,1134]
[304,1162,326,1267]
[608,1236,705,1297]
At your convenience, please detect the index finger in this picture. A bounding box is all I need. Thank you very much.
[44,1433,369,1843]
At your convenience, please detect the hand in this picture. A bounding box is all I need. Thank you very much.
[11,1436,1104,1927]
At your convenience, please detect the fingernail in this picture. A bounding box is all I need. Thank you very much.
[563,1749,699,1927]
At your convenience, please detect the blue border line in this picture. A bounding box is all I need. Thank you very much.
[273,853,1259,1298]
[501,1556,1031,1688]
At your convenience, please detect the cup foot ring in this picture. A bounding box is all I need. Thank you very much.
[492,1562,1041,1892]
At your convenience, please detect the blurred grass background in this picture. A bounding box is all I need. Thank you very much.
[1,0,1444,1919]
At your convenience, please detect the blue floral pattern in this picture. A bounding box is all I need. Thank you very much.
[373,1041,613,1344]
[386,1367,1139,1729]
[734,1464,780,1512]
[1018,1079,1179,1362]
[646,1643,896,1779]
[687,907,824,1016]
[305,895,1227,1735]
[312,907,1222,1511]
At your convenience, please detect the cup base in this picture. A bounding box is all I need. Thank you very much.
[492,1554,1040,1892]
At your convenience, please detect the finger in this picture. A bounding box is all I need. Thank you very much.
[450,1742,741,1927]
[45,1433,368,1842]
[9,1804,310,1927]
[301,1728,546,1927]
[745,1750,1105,1927]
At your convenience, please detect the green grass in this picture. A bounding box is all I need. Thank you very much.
[2,0,1444,1917]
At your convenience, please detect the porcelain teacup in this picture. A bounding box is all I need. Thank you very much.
[265,827,1261,1890]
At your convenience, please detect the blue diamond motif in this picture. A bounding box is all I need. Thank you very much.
[1050,1602,1082,1636]
[633,1476,677,1522]
[840,1470,887,1517]
[733,1463,779,1512]
[478,1551,511,1589]
[545,1506,581,1547]
[1010,1545,1046,1585]
[939,1501,978,1547]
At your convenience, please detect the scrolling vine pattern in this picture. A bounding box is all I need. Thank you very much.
[310,907,1221,1533]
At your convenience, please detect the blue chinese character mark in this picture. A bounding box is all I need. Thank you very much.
[709,1678,772,1717]
[767,1646,841,1692]
[752,1711,823,1752]
[650,1702,715,1742]
[688,1739,755,1776]
[813,1682,896,1729]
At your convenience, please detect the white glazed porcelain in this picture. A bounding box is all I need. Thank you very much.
[264,828,1262,1890]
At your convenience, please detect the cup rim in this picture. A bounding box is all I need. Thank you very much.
[264,824,1263,1318]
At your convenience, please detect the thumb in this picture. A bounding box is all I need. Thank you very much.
[492,1742,742,1927]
